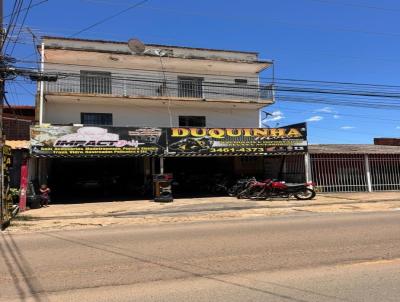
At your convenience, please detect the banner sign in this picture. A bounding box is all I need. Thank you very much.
[30,123,307,157]
[30,126,165,157]
[166,123,307,155]
[18,160,28,212]
[0,145,13,227]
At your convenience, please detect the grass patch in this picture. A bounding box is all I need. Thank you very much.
[13,215,39,221]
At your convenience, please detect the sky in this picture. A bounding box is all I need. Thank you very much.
[4,0,400,144]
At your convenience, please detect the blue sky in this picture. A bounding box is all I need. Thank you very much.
[5,0,400,144]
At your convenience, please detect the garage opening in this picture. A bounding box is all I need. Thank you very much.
[47,158,148,203]
[164,155,305,197]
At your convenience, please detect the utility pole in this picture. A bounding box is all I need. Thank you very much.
[0,1,56,227]
[0,0,5,225]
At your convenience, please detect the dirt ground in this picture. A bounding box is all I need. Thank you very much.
[6,192,400,233]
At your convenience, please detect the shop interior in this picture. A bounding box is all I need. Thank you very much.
[34,155,305,203]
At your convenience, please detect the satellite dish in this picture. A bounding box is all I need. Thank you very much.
[128,38,145,54]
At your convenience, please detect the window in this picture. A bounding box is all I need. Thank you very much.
[235,79,248,85]
[179,116,206,127]
[178,76,203,98]
[81,113,113,125]
[80,71,112,94]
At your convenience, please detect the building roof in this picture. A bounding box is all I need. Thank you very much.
[6,140,30,150]
[4,105,35,110]
[40,36,273,69]
[309,144,400,154]
[41,36,259,55]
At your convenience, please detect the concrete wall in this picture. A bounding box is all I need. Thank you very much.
[44,101,260,128]
[40,39,271,128]
[43,37,260,62]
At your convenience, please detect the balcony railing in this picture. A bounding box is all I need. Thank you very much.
[44,74,274,102]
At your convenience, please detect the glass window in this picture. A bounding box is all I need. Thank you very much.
[179,116,206,127]
[80,113,113,125]
[235,79,248,85]
[178,76,203,98]
[80,71,112,94]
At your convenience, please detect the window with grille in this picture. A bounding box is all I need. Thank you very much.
[179,116,206,127]
[178,76,203,98]
[235,79,248,85]
[81,113,113,125]
[80,71,112,94]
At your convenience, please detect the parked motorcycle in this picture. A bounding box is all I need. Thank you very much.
[238,179,316,200]
[260,180,316,200]
[236,178,272,199]
[227,177,256,197]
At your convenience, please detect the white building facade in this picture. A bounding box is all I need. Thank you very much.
[39,36,273,128]
[31,37,307,201]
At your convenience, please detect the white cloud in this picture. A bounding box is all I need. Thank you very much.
[306,115,323,122]
[315,107,336,113]
[265,110,284,121]
[340,126,355,130]
[333,115,341,119]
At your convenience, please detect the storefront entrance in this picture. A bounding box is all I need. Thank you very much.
[47,158,148,203]
[163,155,305,197]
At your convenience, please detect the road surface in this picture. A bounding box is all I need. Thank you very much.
[1,211,400,301]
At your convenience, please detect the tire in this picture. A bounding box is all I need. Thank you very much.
[227,186,238,197]
[238,187,261,199]
[237,188,250,199]
[294,188,316,200]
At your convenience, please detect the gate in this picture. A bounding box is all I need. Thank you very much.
[369,154,400,191]
[281,155,305,183]
[310,154,368,193]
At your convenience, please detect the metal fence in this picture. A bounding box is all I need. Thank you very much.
[370,154,400,191]
[281,155,306,183]
[308,153,400,193]
[310,154,368,193]
[45,73,274,102]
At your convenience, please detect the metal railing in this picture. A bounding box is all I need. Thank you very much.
[44,73,274,102]
[310,154,368,193]
[370,154,400,191]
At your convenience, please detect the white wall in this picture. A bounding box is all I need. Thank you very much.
[44,101,260,128]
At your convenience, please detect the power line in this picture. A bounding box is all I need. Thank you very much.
[2,0,23,52]
[303,0,400,12]
[13,63,400,102]
[8,0,33,56]
[69,0,149,37]
[3,0,48,19]
[17,58,400,92]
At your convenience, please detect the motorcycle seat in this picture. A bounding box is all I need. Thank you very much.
[285,183,306,188]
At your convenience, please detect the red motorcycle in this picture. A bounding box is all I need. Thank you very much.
[237,178,272,199]
[265,180,316,200]
[238,179,316,200]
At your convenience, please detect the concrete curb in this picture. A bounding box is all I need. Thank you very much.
[21,198,400,221]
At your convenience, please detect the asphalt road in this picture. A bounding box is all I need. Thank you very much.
[1,211,400,302]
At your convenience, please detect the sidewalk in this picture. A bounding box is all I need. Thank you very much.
[8,192,400,233]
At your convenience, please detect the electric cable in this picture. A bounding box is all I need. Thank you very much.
[69,0,149,37]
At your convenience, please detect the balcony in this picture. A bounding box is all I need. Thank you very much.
[44,73,274,103]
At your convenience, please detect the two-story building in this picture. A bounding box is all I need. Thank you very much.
[30,36,307,201]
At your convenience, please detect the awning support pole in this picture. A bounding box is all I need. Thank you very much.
[304,153,312,183]
[364,154,372,192]
[160,157,164,174]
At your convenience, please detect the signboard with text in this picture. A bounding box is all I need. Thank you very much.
[30,126,165,157]
[30,123,307,157]
[166,123,307,155]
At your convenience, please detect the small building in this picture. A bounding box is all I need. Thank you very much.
[309,145,400,192]
[29,36,309,202]
[374,138,400,146]
[3,106,34,188]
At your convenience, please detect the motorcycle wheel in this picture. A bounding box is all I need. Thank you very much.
[227,186,238,197]
[294,188,316,200]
